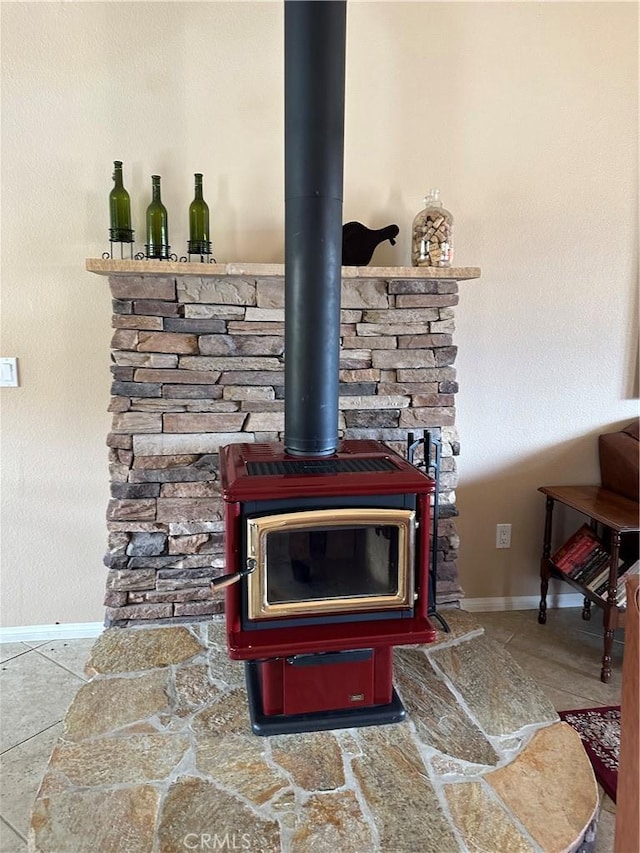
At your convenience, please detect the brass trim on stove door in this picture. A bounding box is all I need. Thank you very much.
[246,508,415,620]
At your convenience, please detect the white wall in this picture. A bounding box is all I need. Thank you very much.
[1,1,637,626]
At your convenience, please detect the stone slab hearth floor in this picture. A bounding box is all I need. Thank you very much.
[0,609,622,853]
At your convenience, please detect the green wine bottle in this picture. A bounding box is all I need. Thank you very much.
[109,161,133,243]
[188,173,210,256]
[145,175,169,260]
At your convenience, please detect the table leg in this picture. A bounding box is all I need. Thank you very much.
[601,530,621,683]
[538,497,554,625]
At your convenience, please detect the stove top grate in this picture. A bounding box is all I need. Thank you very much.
[246,457,397,476]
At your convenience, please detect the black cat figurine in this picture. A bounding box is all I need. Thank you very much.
[342,221,400,266]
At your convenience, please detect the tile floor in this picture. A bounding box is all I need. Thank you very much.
[0,608,622,853]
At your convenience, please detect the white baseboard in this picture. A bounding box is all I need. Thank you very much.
[463,593,585,612]
[0,622,105,644]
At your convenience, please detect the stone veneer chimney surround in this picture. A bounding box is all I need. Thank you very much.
[87,258,480,627]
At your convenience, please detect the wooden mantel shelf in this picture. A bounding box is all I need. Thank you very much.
[86,258,481,281]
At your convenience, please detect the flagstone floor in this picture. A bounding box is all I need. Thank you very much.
[0,608,622,853]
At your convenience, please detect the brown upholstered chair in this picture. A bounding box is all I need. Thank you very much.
[599,419,639,503]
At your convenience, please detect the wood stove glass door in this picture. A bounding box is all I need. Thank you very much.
[246,508,415,620]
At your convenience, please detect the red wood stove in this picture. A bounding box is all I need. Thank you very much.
[219,440,437,735]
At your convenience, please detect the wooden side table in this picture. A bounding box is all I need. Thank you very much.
[538,485,640,682]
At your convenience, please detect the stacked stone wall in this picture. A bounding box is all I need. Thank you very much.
[105,273,463,626]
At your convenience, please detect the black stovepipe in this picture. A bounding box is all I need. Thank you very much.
[284,0,347,457]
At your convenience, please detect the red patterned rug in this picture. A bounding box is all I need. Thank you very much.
[559,706,620,803]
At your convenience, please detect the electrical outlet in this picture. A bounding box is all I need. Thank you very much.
[496,523,511,549]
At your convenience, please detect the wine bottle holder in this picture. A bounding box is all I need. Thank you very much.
[102,239,216,264]
[109,228,134,244]
[180,240,217,263]
[103,229,135,260]
[135,245,178,262]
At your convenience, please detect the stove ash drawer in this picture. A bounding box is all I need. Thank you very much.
[258,647,393,716]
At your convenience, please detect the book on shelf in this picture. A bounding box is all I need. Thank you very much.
[591,559,640,605]
[616,559,640,608]
[621,559,640,578]
[570,549,610,584]
[586,564,614,594]
[551,524,605,576]
[591,568,620,599]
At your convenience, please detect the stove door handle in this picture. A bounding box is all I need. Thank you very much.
[286,649,373,667]
[211,559,256,590]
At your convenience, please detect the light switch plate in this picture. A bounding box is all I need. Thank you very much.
[0,357,19,387]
